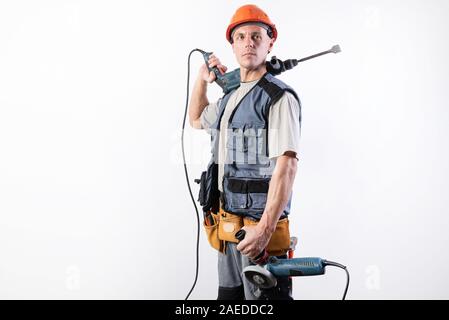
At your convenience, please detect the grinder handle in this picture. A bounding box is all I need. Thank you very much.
[235,229,269,264]
[235,229,246,241]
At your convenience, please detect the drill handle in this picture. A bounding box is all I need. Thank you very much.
[201,51,227,89]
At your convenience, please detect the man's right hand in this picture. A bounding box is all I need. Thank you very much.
[189,54,227,129]
[199,54,228,83]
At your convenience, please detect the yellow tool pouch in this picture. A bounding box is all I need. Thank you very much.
[217,208,243,244]
[204,205,291,256]
[202,211,224,253]
[243,216,291,257]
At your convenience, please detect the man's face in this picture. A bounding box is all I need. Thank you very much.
[231,24,274,70]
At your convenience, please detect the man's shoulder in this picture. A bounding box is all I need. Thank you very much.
[258,74,299,100]
[269,91,300,113]
[260,73,292,88]
[267,74,293,88]
[280,90,299,102]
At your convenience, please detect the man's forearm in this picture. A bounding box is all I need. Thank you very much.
[258,153,298,235]
[188,76,209,127]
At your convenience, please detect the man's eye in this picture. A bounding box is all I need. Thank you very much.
[253,35,261,41]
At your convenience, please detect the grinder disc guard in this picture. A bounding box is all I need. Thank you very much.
[243,265,277,289]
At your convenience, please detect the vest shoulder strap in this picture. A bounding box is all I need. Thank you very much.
[258,75,300,117]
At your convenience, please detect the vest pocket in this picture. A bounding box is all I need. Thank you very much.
[226,127,246,165]
[248,192,268,210]
[226,124,268,166]
[224,177,270,211]
[247,178,270,209]
[225,177,249,210]
[244,127,259,164]
[228,192,248,209]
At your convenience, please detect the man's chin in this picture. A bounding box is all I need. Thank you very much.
[239,62,264,71]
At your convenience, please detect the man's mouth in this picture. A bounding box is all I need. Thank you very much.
[243,53,256,57]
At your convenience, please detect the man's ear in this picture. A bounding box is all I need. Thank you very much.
[268,39,274,53]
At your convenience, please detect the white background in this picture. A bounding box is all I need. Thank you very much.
[0,0,448,299]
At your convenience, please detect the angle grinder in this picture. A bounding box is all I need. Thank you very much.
[235,228,349,299]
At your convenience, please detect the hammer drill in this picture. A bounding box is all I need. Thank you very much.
[198,45,341,94]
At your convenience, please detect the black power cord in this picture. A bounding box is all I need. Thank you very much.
[323,260,350,300]
[182,49,204,300]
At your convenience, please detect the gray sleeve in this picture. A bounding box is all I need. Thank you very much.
[268,92,301,160]
[200,99,221,130]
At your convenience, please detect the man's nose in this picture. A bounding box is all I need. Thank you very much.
[244,36,255,48]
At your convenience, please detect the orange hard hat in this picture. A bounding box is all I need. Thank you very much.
[226,4,277,43]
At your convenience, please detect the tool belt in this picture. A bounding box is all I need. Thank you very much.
[203,207,290,256]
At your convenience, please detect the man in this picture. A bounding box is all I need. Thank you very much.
[189,4,301,300]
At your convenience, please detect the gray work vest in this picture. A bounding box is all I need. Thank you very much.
[209,72,301,220]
